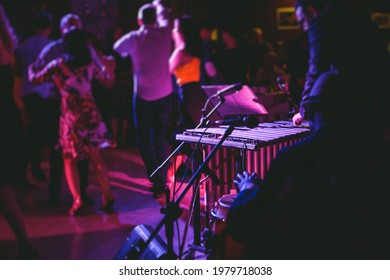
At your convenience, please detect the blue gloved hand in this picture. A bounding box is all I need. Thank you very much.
[233,170,260,192]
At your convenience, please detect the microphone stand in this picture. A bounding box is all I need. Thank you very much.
[150,96,224,179]
[276,76,300,116]
[135,123,237,259]
[140,93,227,259]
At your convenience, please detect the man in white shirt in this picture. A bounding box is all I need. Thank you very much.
[114,3,173,198]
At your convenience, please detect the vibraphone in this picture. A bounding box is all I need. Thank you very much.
[176,120,310,212]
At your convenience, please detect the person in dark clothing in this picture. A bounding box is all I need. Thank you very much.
[14,12,53,183]
[167,15,207,182]
[292,0,390,140]
[0,3,38,259]
[227,71,390,260]
[106,26,134,147]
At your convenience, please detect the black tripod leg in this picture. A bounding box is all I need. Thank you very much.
[137,125,235,260]
[164,189,175,257]
[192,150,201,246]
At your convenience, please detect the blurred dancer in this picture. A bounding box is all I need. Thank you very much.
[34,14,93,206]
[0,3,38,259]
[13,12,53,182]
[30,28,115,216]
[114,3,173,198]
[168,15,206,181]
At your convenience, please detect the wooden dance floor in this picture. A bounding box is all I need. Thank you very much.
[0,147,203,260]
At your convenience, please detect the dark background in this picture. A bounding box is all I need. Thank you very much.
[1,0,390,58]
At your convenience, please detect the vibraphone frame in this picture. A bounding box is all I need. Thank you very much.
[176,121,310,214]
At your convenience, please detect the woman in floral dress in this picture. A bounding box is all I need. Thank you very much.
[30,28,115,216]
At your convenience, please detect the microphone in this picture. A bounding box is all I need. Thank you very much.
[215,115,259,128]
[276,75,300,114]
[210,83,242,99]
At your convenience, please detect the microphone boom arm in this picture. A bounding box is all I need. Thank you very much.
[150,83,241,178]
[150,95,225,179]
